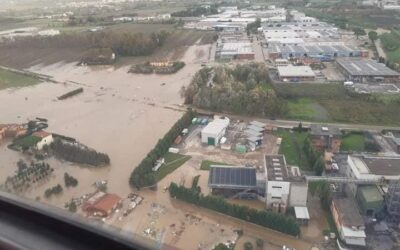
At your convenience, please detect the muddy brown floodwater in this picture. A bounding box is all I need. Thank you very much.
[0,42,313,250]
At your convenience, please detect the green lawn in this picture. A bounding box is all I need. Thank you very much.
[155,153,191,181]
[341,133,365,152]
[13,135,41,148]
[200,160,230,170]
[275,129,310,170]
[287,98,317,120]
[0,68,40,90]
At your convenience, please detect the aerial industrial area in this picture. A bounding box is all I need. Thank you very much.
[1,0,400,249]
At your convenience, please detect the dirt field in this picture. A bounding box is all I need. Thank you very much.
[0,28,214,69]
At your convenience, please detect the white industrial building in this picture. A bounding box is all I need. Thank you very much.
[277,65,316,82]
[216,42,255,60]
[264,155,308,213]
[201,117,230,146]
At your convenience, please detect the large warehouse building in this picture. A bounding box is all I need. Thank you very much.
[277,65,316,82]
[216,42,255,60]
[336,58,400,83]
[268,44,368,61]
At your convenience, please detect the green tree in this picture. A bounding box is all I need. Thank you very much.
[353,28,366,39]
[313,156,325,176]
[255,239,264,250]
[368,31,378,42]
[244,242,253,250]
[68,201,77,212]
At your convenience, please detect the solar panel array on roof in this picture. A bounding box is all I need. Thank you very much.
[208,166,257,189]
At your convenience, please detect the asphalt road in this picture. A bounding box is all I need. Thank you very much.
[192,108,400,132]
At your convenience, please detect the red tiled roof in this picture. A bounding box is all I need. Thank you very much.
[32,131,51,138]
[92,194,121,213]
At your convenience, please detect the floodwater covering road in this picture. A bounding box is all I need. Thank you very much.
[0,41,313,249]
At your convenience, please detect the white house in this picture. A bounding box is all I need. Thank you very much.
[32,131,53,150]
[201,117,230,146]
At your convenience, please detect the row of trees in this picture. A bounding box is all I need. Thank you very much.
[44,184,63,198]
[51,139,110,167]
[2,30,169,58]
[380,29,400,52]
[182,64,287,118]
[129,110,196,188]
[303,138,324,175]
[64,173,78,188]
[169,182,300,236]
[171,6,218,17]
[4,160,54,193]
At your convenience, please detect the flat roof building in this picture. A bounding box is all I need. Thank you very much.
[277,65,316,82]
[331,197,366,246]
[264,155,307,213]
[201,117,230,146]
[346,155,400,181]
[268,44,367,61]
[356,185,384,217]
[336,58,400,83]
[216,42,255,60]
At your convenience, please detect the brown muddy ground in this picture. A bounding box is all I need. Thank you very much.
[0,29,214,69]
[0,41,314,249]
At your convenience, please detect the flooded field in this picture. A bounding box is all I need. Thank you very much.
[0,41,314,250]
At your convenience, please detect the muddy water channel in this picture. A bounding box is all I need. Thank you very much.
[0,43,312,249]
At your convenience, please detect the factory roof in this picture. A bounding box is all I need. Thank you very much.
[247,124,264,132]
[356,156,400,176]
[269,44,361,54]
[265,154,289,181]
[358,185,383,203]
[244,129,263,137]
[294,206,310,220]
[332,197,365,227]
[247,136,262,142]
[336,58,400,77]
[219,42,254,55]
[250,120,266,128]
[277,65,316,77]
[202,118,230,135]
[208,165,257,189]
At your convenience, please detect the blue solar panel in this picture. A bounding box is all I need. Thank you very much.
[209,166,257,189]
